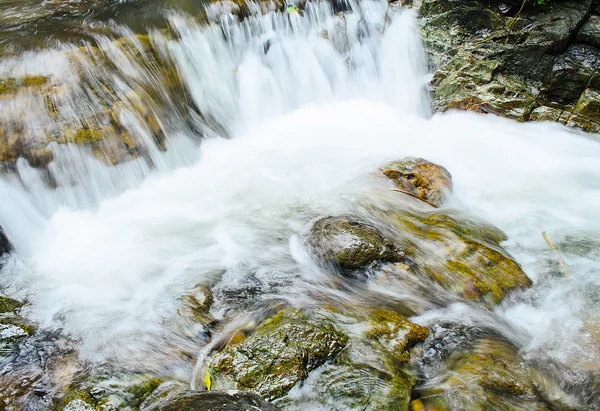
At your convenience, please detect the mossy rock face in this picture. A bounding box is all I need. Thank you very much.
[418,0,600,133]
[208,309,348,400]
[381,158,453,207]
[415,338,578,410]
[308,217,404,273]
[150,390,280,411]
[58,373,163,411]
[379,209,531,304]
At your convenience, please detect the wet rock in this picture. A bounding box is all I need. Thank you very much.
[574,87,600,118]
[308,217,403,273]
[381,157,453,207]
[279,307,428,410]
[150,390,280,411]
[417,0,600,133]
[365,308,429,360]
[0,296,24,314]
[178,284,214,326]
[139,380,187,411]
[58,373,163,411]
[544,44,600,104]
[381,210,531,304]
[415,338,579,410]
[206,309,348,400]
[577,15,600,49]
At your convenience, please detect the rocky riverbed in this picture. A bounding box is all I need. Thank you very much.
[1,0,599,410]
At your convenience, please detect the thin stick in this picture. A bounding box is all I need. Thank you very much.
[542,231,569,277]
[389,188,438,208]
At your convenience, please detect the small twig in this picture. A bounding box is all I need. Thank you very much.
[542,231,568,277]
[388,188,438,208]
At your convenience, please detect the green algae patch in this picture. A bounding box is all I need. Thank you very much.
[0,296,24,313]
[380,209,532,304]
[365,308,429,360]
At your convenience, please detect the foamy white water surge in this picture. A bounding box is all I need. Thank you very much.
[0,0,599,401]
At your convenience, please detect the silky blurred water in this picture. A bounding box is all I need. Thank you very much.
[0,0,599,408]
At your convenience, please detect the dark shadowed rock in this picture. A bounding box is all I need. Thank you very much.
[0,226,11,257]
[308,216,403,273]
[152,390,280,411]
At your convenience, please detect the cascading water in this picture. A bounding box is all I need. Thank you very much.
[0,0,599,409]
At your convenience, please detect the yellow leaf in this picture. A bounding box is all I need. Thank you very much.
[204,370,212,391]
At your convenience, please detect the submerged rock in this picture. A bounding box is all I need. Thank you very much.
[150,390,280,411]
[178,284,215,326]
[58,373,163,411]
[381,157,453,207]
[380,210,531,304]
[414,338,580,410]
[308,217,403,272]
[206,309,348,400]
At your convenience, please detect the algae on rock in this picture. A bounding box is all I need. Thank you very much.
[207,309,348,400]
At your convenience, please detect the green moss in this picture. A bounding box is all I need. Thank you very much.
[0,296,24,313]
[57,389,100,411]
[0,79,17,95]
[210,309,348,400]
[73,128,106,145]
[124,377,163,407]
[22,75,48,87]
[365,308,429,355]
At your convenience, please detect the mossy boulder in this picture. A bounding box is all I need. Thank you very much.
[414,338,578,410]
[376,209,531,304]
[381,158,453,207]
[149,390,280,411]
[206,309,348,400]
[278,307,428,410]
[365,308,429,361]
[308,217,404,273]
[58,373,163,411]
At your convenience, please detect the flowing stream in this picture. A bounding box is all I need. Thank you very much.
[0,0,599,409]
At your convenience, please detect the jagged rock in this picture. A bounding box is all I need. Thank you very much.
[418,0,600,134]
[574,87,600,118]
[577,14,600,48]
[308,217,404,273]
[381,157,453,207]
[206,309,348,400]
[545,44,600,103]
[151,390,280,411]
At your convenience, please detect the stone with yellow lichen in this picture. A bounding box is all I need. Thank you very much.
[381,158,453,207]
